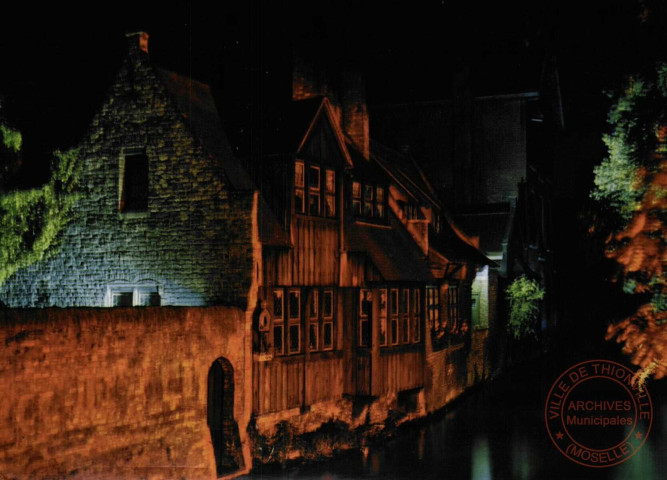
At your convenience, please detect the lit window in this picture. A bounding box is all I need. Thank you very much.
[363,184,373,216]
[376,187,385,218]
[413,289,421,343]
[401,289,410,343]
[325,169,336,217]
[352,181,362,215]
[390,289,399,345]
[322,289,335,350]
[120,151,149,212]
[427,285,441,334]
[308,290,319,351]
[295,161,305,213]
[447,285,460,332]
[107,285,161,307]
[308,165,321,215]
[288,290,301,354]
[273,289,284,355]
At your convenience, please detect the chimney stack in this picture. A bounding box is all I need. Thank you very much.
[342,72,369,159]
[126,31,149,55]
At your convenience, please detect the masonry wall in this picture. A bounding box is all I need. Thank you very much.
[0,41,254,308]
[0,307,250,479]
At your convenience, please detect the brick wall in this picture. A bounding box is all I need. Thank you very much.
[0,307,250,479]
[0,37,254,308]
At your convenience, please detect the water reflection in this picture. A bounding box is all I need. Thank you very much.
[247,367,666,480]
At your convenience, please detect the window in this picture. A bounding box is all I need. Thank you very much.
[288,290,301,354]
[120,151,149,212]
[447,285,459,332]
[325,169,336,217]
[379,289,388,346]
[375,187,385,218]
[427,286,440,333]
[295,160,336,217]
[294,161,305,213]
[352,181,362,215]
[390,289,399,345]
[273,289,284,355]
[322,289,334,350]
[352,181,387,220]
[107,285,161,307]
[412,289,421,343]
[308,165,321,215]
[309,290,319,351]
[359,289,372,347]
[400,289,410,343]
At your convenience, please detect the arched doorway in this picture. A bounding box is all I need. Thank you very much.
[208,357,244,476]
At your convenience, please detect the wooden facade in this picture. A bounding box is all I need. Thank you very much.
[251,95,491,424]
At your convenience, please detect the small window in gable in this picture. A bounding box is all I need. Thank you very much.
[120,150,149,213]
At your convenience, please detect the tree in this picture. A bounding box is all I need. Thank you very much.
[0,105,79,288]
[592,64,667,381]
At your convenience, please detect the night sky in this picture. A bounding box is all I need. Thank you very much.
[0,1,660,190]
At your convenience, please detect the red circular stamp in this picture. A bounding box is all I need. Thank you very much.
[544,359,653,467]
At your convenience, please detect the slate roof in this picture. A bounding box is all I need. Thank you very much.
[158,68,291,247]
[344,212,431,283]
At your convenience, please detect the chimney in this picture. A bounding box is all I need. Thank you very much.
[342,72,369,159]
[125,31,149,55]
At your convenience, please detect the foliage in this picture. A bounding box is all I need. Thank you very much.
[0,124,22,152]
[0,146,80,286]
[593,63,667,381]
[506,276,545,340]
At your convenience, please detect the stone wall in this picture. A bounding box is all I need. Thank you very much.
[0,307,251,479]
[0,35,254,308]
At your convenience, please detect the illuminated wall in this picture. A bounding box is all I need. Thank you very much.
[0,34,254,308]
[0,307,251,479]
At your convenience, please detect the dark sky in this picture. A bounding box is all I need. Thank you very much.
[0,0,661,192]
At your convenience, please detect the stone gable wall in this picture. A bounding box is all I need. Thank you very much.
[0,46,254,308]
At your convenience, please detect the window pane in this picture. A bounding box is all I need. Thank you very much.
[138,292,160,306]
[113,292,133,307]
[359,318,370,347]
[353,199,361,215]
[326,169,335,193]
[289,291,300,319]
[360,290,372,317]
[402,316,410,343]
[391,289,398,315]
[309,322,319,351]
[289,324,300,353]
[323,322,333,349]
[376,186,384,203]
[413,289,420,314]
[323,290,333,318]
[391,317,399,345]
[401,289,409,314]
[273,324,283,354]
[308,165,320,189]
[363,201,373,217]
[295,161,304,187]
[308,192,320,215]
[352,181,361,199]
[363,184,373,201]
[376,203,385,218]
[273,290,283,318]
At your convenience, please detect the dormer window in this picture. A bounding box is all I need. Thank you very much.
[352,181,386,220]
[120,149,149,213]
[294,160,336,218]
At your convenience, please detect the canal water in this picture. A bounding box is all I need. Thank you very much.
[247,356,667,480]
